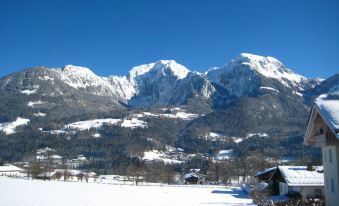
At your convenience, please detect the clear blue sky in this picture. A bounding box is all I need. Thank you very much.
[1,0,338,78]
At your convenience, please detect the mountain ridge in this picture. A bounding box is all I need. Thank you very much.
[0,53,337,168]
[0,53,322,107]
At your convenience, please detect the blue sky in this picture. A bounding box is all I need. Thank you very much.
[0,0,338,78]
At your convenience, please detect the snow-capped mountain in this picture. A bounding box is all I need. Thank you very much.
[0,53,329,120]
[207,53,319,98]
[127,60,192,106]
[1,53,338,168]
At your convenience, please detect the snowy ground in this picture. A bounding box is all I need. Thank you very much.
[0,117,30,135]
[0,177,255,206]
[143,150,183,164]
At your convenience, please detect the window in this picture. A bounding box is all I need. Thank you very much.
[326,177,328,189]
[331,179,335,193]
[329,149,333,163]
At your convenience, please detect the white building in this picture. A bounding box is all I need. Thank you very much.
[66,155,88,168]
[304,93,339,206]
[0,164,24,177]
[256,166,324,200]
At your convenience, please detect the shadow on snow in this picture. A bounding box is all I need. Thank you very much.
[211,188,252,199]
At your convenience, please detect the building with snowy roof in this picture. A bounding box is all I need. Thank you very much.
[255,166,324,203]
[183,169,205,184]
[304,93,339,206]
[0,164,24,177]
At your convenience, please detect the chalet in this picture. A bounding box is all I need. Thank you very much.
[66,155,88,169]
[0,164,24,177]
[304,93,339,206]
[184,169,205,184]
[255,166,324,203]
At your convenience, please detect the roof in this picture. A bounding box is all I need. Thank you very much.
[255,167,276,177]
[37,171,57,178]
[304,94,339,145]
[314,95,339,138]
[278,166,324,186]
[184,173,198,179]
[0,164,23,172]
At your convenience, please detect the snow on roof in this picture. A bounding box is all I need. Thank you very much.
[184,172,199,179]
[50,155,62,159]
[87,172,97,177]
[314,94,339,138]
[278,166,324,186]
[215,150,233,160]
[36,147,55,154]
[255,167,276,177]
[0,164,23,172]
[37,171,57,178]
[54,169,87,176]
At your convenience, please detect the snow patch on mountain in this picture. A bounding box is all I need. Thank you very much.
[160,112,199,120]
[233,137,244,143]
[121,118,147,129]
[0,117,30,135]
[28,101,46,107]
[34,112,47,117]
[209,132,222,138]
[65,119,121,130]
[143,150,183,164]
[132,109,199,120]
[259,87,279,93]
[92,133,101,138]
[21,85,39,95]
[246,133,268,138]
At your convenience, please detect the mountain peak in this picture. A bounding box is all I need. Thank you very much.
[230,53,305,86]
[62,65,95,76]
[234,53,282,66]
[129,60,190,80]
[153,60,190,79]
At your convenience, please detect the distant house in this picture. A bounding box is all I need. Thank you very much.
[66,155,88,169]
[304,94,339,206]
[0,164,24,177]
[35,147,63,165]
[36,169,97,182]
[255,166,324,203]
[184,169,205,184]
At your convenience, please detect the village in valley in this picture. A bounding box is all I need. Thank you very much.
[1,90,338,206]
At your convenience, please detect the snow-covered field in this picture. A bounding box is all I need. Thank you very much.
[143,150,183,164]
[65,118,121,130]
[0,177,254,206]
[0,117,30,135]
